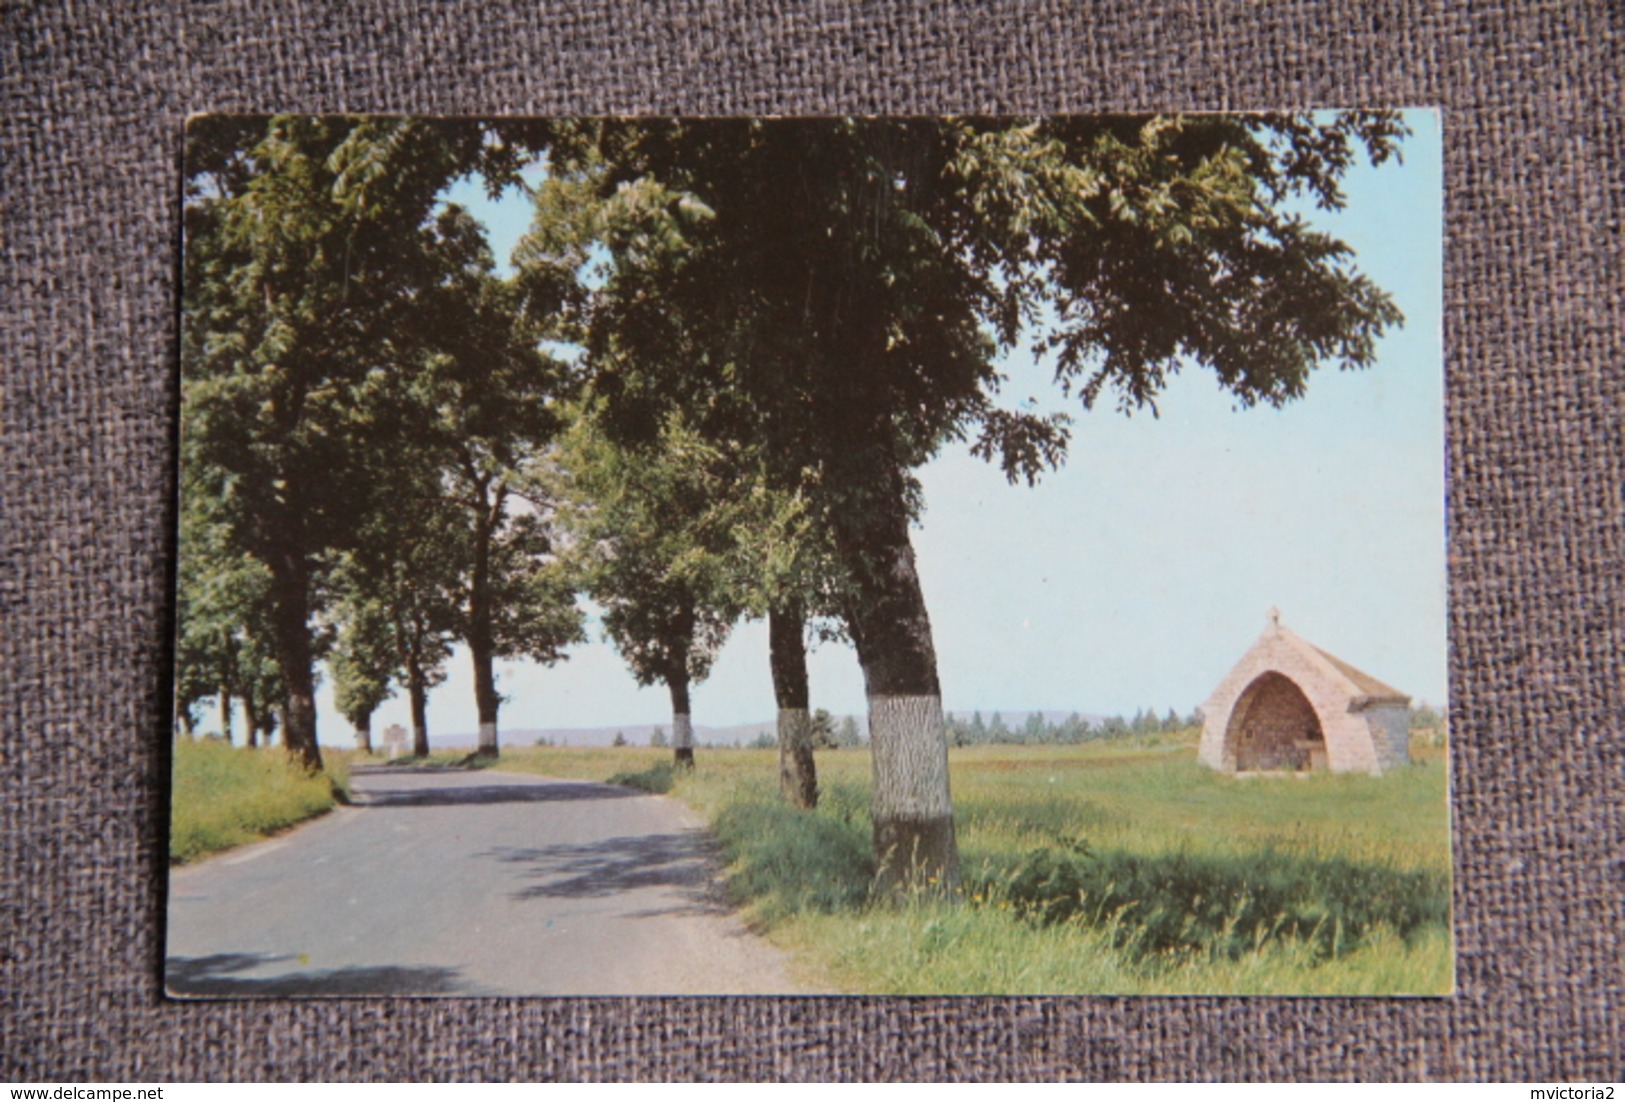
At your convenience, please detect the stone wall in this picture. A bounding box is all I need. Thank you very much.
[1363,702,1413,773]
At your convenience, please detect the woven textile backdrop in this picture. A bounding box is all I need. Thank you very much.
[3,0,1621,1082]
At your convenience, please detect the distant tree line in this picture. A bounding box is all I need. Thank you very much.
[947,708,1199,747]
[730,708,1202,749]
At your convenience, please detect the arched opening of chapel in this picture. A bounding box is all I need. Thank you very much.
[1225,671,1327,772]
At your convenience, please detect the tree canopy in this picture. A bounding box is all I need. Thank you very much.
[181,115,555,768]
[531,113,1407,890]
[554,410,746,762]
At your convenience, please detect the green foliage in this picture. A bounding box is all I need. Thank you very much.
[986,712,1011,744]
[181,115,551,765]
[325,196,581,747]
[834,715,863,748]
[707,784,876,923]
[183,116,503,574]
[335,467,461,711]
[943,708,1192,746]
[172,486,284,739]
[988,844,1448,966]
[169,739,348,864]
[388,221,584,683]
[538,115,1405,525]
[327,589,397,729]
[554,410,742,696]
[1409,702,1447,743]
[606,761,674,794]
[809,708,838,750]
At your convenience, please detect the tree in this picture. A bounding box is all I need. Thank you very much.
[173,480,284,747]
[522,180,851,804]
[987,712,1012,745]
[555,413,742,769]
[1060,712,1090,744]
[538,114,1406,893]
[756,504,853,806]
[235,644,284,748]
[327,589,397,754]
[400,209,584,757]
[1022,712,1049,744]
[181,115,547,771]
[172,502,240,741]
[835,715,863,748]
[650,726,668,748]
[755,494,855,808]
[809,709,839,750]
[337,421,465,760]
[968,711,988,746]
[374,507,461,760]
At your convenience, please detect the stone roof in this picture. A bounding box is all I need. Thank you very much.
[1200,609,1414,717]
[1308,644,1410,703]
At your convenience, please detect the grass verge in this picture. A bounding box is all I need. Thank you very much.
[169,739,352,864]
[491,740,1455,995]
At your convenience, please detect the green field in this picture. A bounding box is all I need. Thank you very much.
[169,739,352,864]
[495,734,1454,995]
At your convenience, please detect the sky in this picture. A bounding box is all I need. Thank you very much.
[303,112,1445,744]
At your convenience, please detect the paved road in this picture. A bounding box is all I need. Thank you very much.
[166,766,808,996]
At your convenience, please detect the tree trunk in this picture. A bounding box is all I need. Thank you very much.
[669,675,695,770]
[468,486,500,758]
[833,475,958,898]
[243,693,259,749]
[469,638,499,759]
[407,660,430,758]
[267,543,323,773]
[354,709,373,755]
[219,684,233,745]
[770,602,818,809]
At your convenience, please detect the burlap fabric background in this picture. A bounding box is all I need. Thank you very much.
[3,0,1620,1082]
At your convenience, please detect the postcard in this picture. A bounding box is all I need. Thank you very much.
[168,111,1448,996]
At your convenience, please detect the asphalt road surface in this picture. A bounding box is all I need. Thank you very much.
[166,766,809,996]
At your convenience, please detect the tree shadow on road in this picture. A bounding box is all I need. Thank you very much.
[482,831,732,918]
[356,780,642,808]
[166,952,469,997]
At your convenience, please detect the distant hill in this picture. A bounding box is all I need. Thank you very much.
[953,709,1108,727]
[431,708,1107,749]
[430,720,836,749]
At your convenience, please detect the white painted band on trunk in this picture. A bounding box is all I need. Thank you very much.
[673,713,694,749]
[478,721,498,750]
[777,707,811,741]
[868,693,953,819]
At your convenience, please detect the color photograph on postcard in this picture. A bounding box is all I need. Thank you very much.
[167,111,1448,997]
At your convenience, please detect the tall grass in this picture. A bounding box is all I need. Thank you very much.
[481,740,1456,994]
[169,739,350,864]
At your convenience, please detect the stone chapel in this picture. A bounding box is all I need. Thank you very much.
[1197,609,1412,775]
